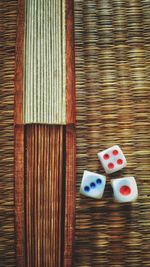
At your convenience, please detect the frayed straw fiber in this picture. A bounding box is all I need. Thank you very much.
[74,0,150,266]
[0,1,17,266]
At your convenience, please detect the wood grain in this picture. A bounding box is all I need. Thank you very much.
[66,0,76,125]
[14,125,25,267]
[64,125,76,267]
[26,125,64,267]
[64,0,76,266]
[15,0,24,125]
[14,0,25,266]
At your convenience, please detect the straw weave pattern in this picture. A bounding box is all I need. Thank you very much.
[0,1,17,266]
[74,0,150,266]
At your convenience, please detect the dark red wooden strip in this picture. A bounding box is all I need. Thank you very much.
[64,125,76,267]
[64,0,76,265]
[14,0,25,266]
[66,0,76,125]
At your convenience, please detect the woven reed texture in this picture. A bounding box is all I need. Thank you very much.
[0,1,17,266]
[74,0,150,266]
[24,0,66,125]
[25,125,65,267]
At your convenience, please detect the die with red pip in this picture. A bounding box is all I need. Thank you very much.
[111,177,138,203]
[97,145,127,174]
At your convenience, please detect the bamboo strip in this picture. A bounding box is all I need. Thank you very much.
[64,125,76,267]
[24,0,66,124]
[26,125,64,267]
[26,125,32,267]
[14,0,25,266]
[34,124,38,267]
[64,0,76,266]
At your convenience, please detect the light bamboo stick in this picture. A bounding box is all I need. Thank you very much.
[24,0,66,124]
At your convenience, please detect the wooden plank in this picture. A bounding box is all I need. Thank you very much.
[15,0,25,125]
[15,125,25,267]
[64,125,76,267]
[64,0,76,266]
[66,0,76,125]
[14,0,25,266]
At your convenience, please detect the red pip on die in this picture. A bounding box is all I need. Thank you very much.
[97,145,127,174]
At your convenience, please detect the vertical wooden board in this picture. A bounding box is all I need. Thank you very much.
[66,0,76,125]
[14,0,25,266]
[25,125,64,267]
[64,125,76,267]
[15,125,25,267]
[64,0,76,266]
[15,0,25,125]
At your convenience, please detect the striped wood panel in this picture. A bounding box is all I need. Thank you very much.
[25,125,65,267]
[24,0,66,124]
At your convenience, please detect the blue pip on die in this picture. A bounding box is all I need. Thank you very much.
[80,171,106,199]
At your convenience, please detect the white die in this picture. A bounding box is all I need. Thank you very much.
[80,171,106,199]
[111,177,138,203]
[97,145,127,174]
